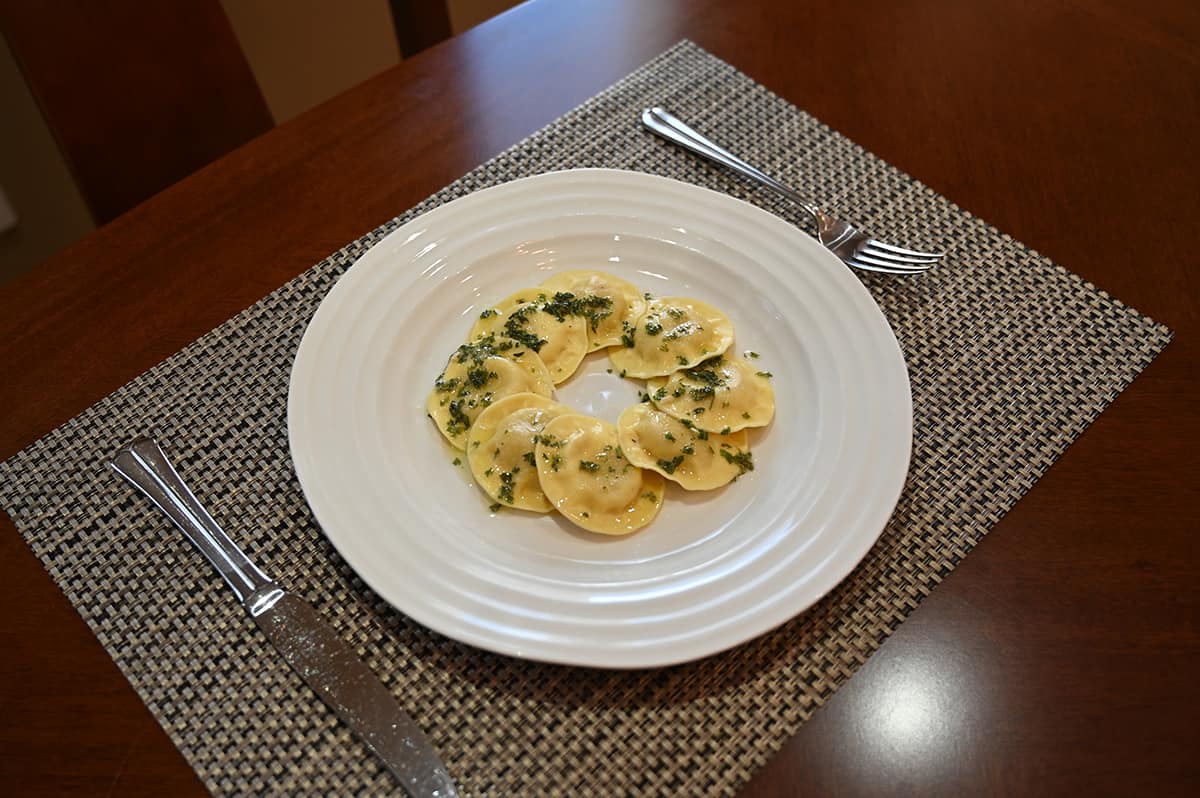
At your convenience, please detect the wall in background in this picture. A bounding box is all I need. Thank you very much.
[0,35,95,286]
[220,0,401,124]
[0,0,523,287]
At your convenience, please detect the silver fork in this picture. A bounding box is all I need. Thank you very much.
[641,107,942,275]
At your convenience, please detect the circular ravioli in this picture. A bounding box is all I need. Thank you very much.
[427,339,554,450]
[467,393,571,512]
[469,289,589,384]
[646,355,775,432]
[535,414,664,535]
[608,296,734,378]
[539,270,648,351]
[617,404,753,490]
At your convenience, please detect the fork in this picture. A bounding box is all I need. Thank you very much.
[641,107,942,275]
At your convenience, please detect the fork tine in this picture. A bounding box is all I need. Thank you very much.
[847,257,930,275]
[853,252,932,273]
[861,244,940,265]
[865,239,944,259]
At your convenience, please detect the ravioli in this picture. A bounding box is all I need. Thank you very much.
[467,393,571,512]
[535,414,664,535]
[538,270,648,351]
[608,296,734,378]
[617,405,752,490]
[469,289,590,384]
[427,338,554,450]
[646,355,775,432]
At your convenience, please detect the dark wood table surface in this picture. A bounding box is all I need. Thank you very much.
[2,0,1196,795]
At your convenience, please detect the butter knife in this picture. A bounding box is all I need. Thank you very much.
[110,436,459,798]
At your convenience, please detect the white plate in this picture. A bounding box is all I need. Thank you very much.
[288,169,911,668]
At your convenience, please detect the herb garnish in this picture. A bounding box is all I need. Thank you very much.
[579,460,600,472]
[445,400,471,436]
[498,471,515,504]
[656,455,685,474]
[467,367,497,388]
[541,291,613,331]
[719,449,755,474]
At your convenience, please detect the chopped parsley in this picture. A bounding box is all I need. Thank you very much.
[498,470,515,504]
[451,457,461,466]
[756,371,773,378]
[479,308,500,319]
[663,431,676,442]
[434,375,461,393]
[522,451,536,467]
[642,491,658,503]
[681,443,695,455]
[467,367,496,388]
[489,502,502,512]
[445,400,471,436]
[719,448,755,474]
[656,455,685,474]
[579,460,600,472]
[540,291,613,331]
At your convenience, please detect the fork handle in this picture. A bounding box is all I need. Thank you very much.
[641,107,820,219]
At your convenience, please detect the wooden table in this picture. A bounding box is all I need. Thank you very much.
[2,0,1196,794]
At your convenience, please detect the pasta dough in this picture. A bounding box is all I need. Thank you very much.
[427,273,770,536]
[646,355,775,432]
[617,404,753,490]
[538,270,648,351]
[427,338,554,450]
[467,393,571,511]
[469,289,591,384]
[535,414,664,535]
[608,296,734,378]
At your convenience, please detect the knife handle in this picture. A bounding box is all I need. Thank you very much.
[110,436,274,604]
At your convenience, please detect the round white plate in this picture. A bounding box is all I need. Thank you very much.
[288,169,911,668]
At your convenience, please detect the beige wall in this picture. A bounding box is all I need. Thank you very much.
[220,0,401,124]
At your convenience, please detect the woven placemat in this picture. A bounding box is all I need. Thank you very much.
[0,41,1172,796]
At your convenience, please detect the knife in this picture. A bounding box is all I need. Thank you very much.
[109,436,459,798]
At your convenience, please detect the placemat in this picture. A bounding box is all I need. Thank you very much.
[0,41,1172,796]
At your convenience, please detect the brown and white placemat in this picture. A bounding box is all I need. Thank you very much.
[0,41,1172,796]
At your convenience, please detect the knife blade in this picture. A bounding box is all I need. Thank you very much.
[110,436,458,798]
